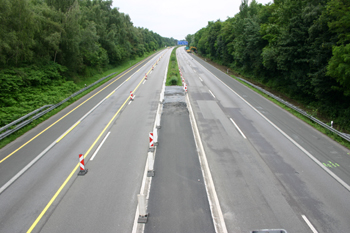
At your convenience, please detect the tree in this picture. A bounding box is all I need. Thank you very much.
[325,0,350,95]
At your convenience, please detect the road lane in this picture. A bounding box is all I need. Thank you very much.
[0,49,171,232]
[177,48,350,232]
[189,51,350,187]
[144,87,215,233]
[0,52,162,189]
[35,51,169,233]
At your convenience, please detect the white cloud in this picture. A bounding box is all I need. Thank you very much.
[112,0,272,40]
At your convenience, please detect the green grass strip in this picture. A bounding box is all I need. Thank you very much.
[166,47,182,86]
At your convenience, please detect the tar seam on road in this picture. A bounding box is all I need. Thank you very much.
[26,53,164,233]
[192,54,350,193]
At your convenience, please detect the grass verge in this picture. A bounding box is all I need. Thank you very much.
[0,50,161,149]
[166,47,182,86]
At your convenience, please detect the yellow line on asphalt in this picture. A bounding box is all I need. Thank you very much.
[27,65,152,233]
[0,62,144,164]
[105,91,115,99]
[56,121,80,143]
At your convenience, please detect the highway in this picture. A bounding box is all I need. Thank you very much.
[0,45,349,233]
[0,49,171,232]
[177,48,350,232]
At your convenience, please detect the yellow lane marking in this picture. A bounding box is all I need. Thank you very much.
[56,121,80,143]
[27,96,130,233]
[0,58,152,164]
[27,62,154,233]
[26,162,79,233]
[106,91,115,99]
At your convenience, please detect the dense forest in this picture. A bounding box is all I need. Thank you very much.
[0,0,176,127]
[186,0,350,132]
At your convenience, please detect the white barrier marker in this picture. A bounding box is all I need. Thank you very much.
[156,113,161,129]
[137,194,148,223]
[147,151,154,177]
[153,128,158,146]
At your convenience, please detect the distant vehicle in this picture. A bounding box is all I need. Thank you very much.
[186,46,197,53]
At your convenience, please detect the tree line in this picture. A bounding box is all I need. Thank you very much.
[0,0,176,127]
[186,0,350,132]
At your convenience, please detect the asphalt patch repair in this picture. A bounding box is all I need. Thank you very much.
[144,86,215,232]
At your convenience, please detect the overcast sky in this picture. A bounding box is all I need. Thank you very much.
[112,0,272,40]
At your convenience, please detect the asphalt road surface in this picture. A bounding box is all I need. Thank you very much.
[177,48,350,233]
[1,46,350,233]
[0,49,172,233]
[144,87,215,233]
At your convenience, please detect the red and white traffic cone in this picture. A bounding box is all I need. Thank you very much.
[184,83,187,93]
[130,91,134,100]
[152,65,154,70]
[78,154,88,175]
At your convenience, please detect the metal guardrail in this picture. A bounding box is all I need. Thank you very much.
[235,76,350,143]
[0,105,52,133]
[0,71,118,141]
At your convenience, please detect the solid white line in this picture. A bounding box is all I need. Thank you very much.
[0,52,165,194]
[0,79,128,194]
[131,50,171,233]
[192,55,350,192]
[209,89,216,98]
[90,132,110,161]
[230,118,246,139]
[186,94,228,233]
[302,215,318,233]
[0,140,56,194]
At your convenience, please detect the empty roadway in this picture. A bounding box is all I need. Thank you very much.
[0,49,171,232]
[177,47,350,232]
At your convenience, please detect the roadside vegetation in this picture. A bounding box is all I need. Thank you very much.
[166,47,182,86]
[0,50,160,149]
[0,0,178,148]
[0,0,177,128]
[186,0,350,134]
[233,75,350,149]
